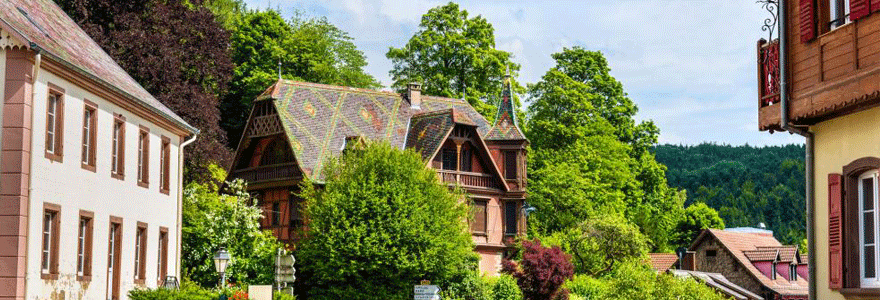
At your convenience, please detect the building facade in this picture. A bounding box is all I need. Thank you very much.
[226,78,528,275]
[0,1,197,299]
[757,0,880,299]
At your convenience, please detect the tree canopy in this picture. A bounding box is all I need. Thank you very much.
[296,142,476,300]
[526,47,683,251]
[387,2,522,120]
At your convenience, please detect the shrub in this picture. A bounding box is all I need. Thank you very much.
[297,142,476,299]
[502,239,574,300]
[542,215,648,276]
[491,274,523,300]
[440,270,491,300]
[273,292,297,300]
[565,275,608,300]
[128,281,219,300]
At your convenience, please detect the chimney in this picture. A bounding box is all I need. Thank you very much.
[681,251,697,271]
[407,82,421,109]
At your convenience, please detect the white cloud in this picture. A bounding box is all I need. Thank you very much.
[243,0,798,146]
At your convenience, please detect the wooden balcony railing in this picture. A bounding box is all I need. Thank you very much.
[758,39,780,108]
[228,162,301,184]
[436,170,502,190]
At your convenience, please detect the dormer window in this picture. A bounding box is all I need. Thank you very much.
[442,149,457,171]
[790,264,797,281]
[771,262,777,280]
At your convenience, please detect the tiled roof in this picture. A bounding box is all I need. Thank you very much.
[743,249,778,262]
[0,0,195,133]
[485,76,526,141]
[405,110,456,161]
[647,253,678,272]
[668,270,763,300]
[799,254,808,264]
[691,229,808,296]
[263,80,493,179]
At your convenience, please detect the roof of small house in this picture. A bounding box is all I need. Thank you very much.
[668,270,763,300]
[647,253,679,273]
[0,0,196,134]
[690,229,808,296]
[255,79,526,179]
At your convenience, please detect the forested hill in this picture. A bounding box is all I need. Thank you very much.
[653,143,806,245]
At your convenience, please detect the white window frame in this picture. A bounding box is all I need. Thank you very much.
[46,95,57,154]
[134,228,143,278]
[77,218,86,276]
[830,0,852,30]
[81,108,92,165]
[137,132,144,182]
[860,170,880,287]
[41,211,54,274]
[112,121,121,174]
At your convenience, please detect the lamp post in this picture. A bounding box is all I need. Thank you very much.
[214,248,231,287]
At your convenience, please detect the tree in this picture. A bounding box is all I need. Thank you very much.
[674,202,725,248]
[55,0,234,182]
[566,261,729,300]
[221,9,380,146]
[386,2,522,120]
[525,47,683,250]
[501,240,574,300]
[180,165,285,287]
[543,215,649,276]
[296,142,476,300]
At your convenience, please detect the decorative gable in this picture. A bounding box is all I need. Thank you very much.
[0,29,26,49]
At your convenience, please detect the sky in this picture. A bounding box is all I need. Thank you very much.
[242,0,803,146]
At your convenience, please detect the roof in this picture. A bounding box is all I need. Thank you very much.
[647,253,678,273]
[742,249,778,262]
[485,75,526,141]
[261,80,494,179]
[0,0,196,134]
[690,229,808,296]
[668,270,763,300]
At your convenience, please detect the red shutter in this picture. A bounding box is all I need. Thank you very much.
[829,173,843,289]
[852,0,871,20]
[801,0,817,43]
[873,0,880,13]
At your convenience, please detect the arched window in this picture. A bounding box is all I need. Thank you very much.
[260,139,293,166]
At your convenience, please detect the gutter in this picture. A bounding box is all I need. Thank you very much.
[23,48,40,300]
[777,2,816,299]
[175,133,198,280]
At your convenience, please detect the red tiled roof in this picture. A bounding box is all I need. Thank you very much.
[691,229,808,296]
[743,249,778,262]
[648,253,679,272]
[0,0,195,133]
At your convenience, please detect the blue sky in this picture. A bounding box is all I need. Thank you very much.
[242,0,803,146]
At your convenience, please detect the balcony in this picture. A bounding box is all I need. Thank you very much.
[228,163,302,185]
[757,39,782,131]
[436,170,503,190]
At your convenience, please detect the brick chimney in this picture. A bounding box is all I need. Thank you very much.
[407,82,421,109]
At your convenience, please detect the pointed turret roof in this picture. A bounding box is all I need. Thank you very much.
[484,73,527,141]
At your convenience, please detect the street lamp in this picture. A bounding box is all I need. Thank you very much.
[521,202,536,217]
[214,248,231,287]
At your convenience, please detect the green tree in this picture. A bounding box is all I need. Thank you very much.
[181,165,285,287]
[526,47,683,250]
[296,142,476,300]
[543,215,648,276]
[386,2,522,120]
[674,202,725,248]
[222,9,380,145]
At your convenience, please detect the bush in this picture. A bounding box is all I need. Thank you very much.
[542,215,648,276]
[128,281,219,300]
[502,239,574,300]
[583,261,729,300]
[491,274,523,300]
[565,275,608,300]
[297,142,476,299]
[440,270,491,300]
[273,292,297,300]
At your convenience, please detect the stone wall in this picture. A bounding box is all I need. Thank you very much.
[693,238,764,296]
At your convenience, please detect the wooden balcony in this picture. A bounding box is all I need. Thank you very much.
[436,170,503,190]
[760,1,880,131]
[228,162,301,185]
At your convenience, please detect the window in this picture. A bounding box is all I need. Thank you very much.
[771,262,778,280]
[860,170,880,287]
[111,116,126,179]
[77,212,93,281]
[81,102,97,171]
[134,223,147,284]
[505,151,517,179]
[471,199,487,234]
[460,148,472,172]
[45,88,64,162]
[260,138,293,166]
[137,127,149,187]
[160,137,170,194]
[290,198,304,229]
[829,0,852,30]
[158,228,168,285]
[706,250,717,258]
[504,201,518,235]
[41,204,60,279]
[272,202,280,226]
[442,149,457,171]
[790,264,798,281]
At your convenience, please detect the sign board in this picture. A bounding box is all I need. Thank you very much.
[248,285,273,300]
[414,285,440,300]
[275,251,296,284]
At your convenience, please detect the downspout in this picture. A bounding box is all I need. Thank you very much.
[24,48,40,299]
[175,133,198,280]
[777,1,816,299]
